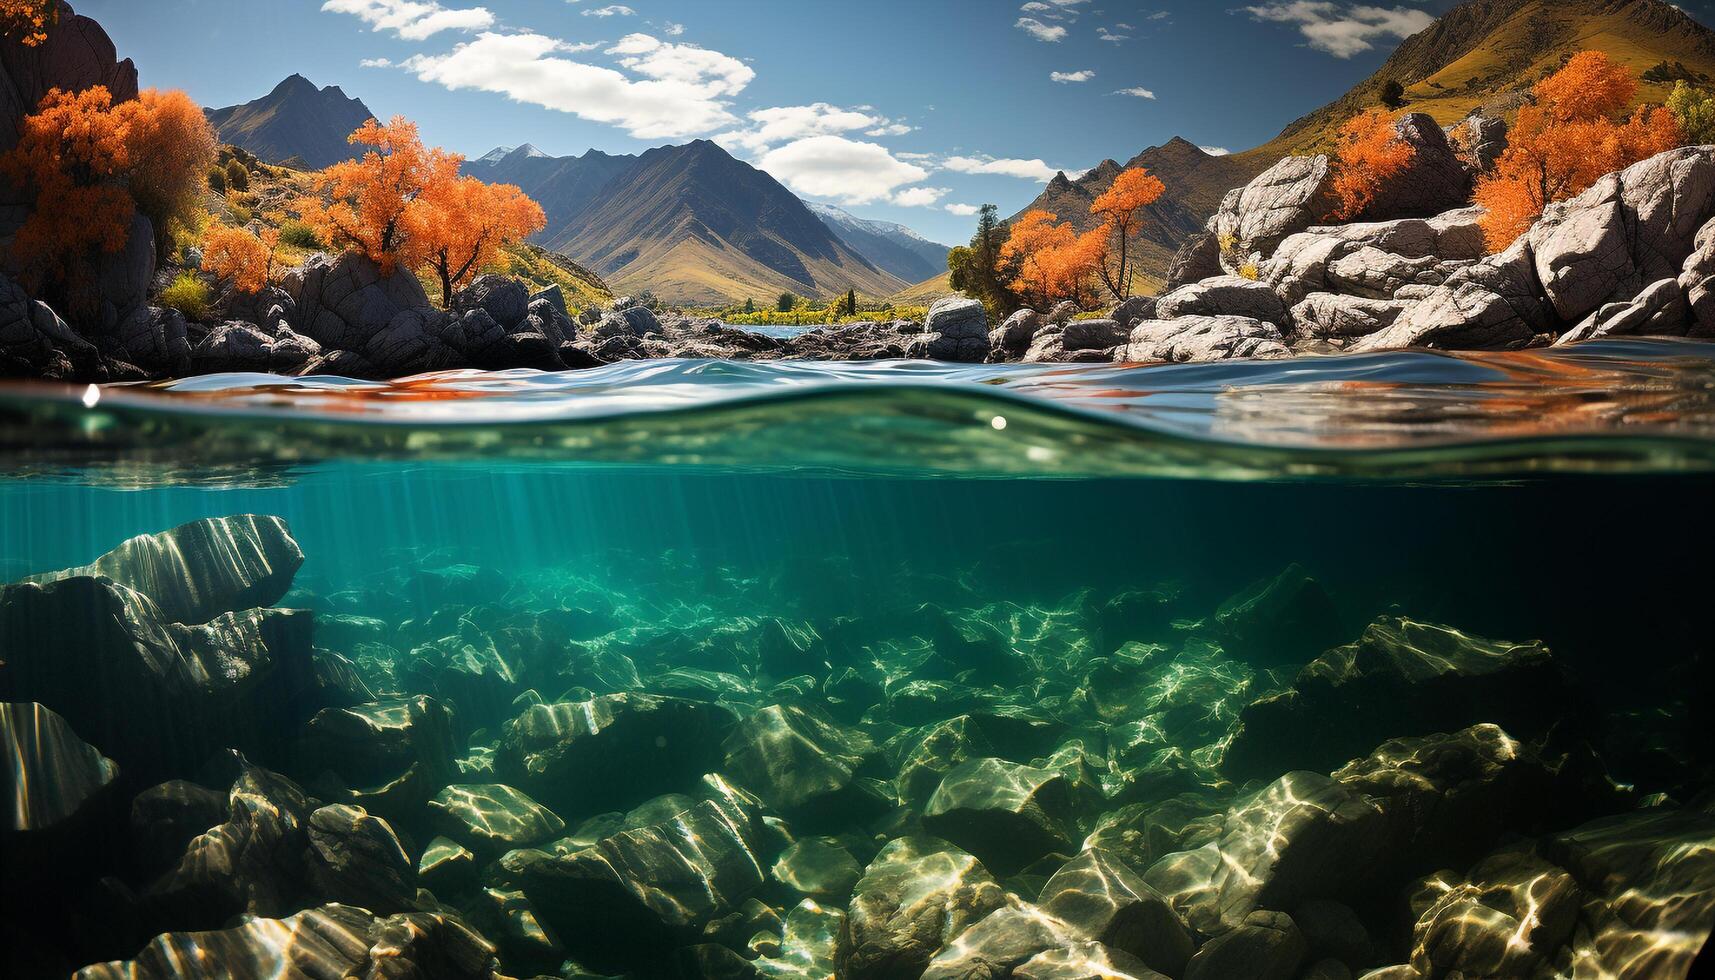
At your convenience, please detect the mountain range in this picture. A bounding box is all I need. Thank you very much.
[204,0,1715,305]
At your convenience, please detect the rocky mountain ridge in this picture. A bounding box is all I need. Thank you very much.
[205,74,375,170]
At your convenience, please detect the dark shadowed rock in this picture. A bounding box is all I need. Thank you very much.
[1353,114,1472,223]
[24,514,304,624]
[896,715,998,810]
[838,835,1009,980]
[303,802,418,913]
[294,695,459,824]
[922,757,1077,876]
[1212,563,1343,668]
[1061,318,1129,352]
[496,693,735,818]
[721,702,877,819]
[772,836,863,902]
[1014,941,1168,980]
[923,296,990,362]
[281,251,436,354]
[922,897,1080,980]
[1,271,97,378]
[1165,229,1222,291]
[418,835,477,894]
[513,780,767,974]
[1184,910,1306,980]
[1405,841,1581,978]
[1,701,118,834]
[1223,616,1568,780]
[453,274,530,328]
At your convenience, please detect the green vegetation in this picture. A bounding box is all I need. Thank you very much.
[277,219,324,250]
[157,271,211,321]
[1380,79,1406,108]
[686,300,928,327]
[775,291,797,312]
[207,165,226,194]
[947,204,1013,317]
[1668,80,1715,144]
[225,159,249,192]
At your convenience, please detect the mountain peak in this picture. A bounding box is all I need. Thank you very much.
[208,76,378,170]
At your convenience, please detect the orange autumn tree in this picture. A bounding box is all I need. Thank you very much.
[1474,51,1684,251]
[1329,108,1416,220]
[1,0,57,46]
[1090,166,1166,301]
[998,209,1106,310]
[202,224,283,295]
[0,85,215,293]
[295,116,458,276]
[408,157,546,306]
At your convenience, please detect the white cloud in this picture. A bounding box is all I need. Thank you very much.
[892,186,950,207]
[321,0,494,40]
[717,103,883,153]
[663,22,685,35]
[360,57,394,68]
[1115,87,1157,99]
[1200,145,1232,155]
[401,31,750,139]
[756,135,931,206]
[943,155,1068,182]
[1051,70,1095,83]
[945,203,980,217]
[1097,27,1130,41]
[582,3,635,16]
[1020,1,1053,10]
[1015,17,1068,41]
[866,123,915,136]
[1243,2,1433,58]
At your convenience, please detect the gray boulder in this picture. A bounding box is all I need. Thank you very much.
[838,835,1009,980]
[1109,295,1157,328]
[1213,155,1335,267]
[1165,229,1223,291]
[1557,277,1688,344]
[1529,145,1715,325]
[1126,316,1289,362]
[1292,293,1408,339]
[1449,112,1509,174]
[1352,113,1472,222]
[1,271,96,378]
[1184,910,1307,980]
[452,274,529,328]
[281,251,434,353]
[1678,215,1715,335]
[1354,237,1550,351]
[1061,318,1129,352]
[924,296,990,361]
[1325,247,1466,300]
[190,320,322,375]
[1156,275,1288,323]
[990,308,1043,358]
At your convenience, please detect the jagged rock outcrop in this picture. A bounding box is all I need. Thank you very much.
[1,270,96,377]
[1214,155,1336,272]
[1125,316,1289,362]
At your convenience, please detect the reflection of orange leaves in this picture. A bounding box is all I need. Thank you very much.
[1330,109,1415,220]
[1,0,57,46]
[203,224,282,295]
[1475,51,1684,251]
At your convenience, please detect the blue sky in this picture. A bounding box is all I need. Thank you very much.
[80,0,1710,245]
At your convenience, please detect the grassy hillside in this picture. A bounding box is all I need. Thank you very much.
[887,272,956,306]
[1243,0,1715,161]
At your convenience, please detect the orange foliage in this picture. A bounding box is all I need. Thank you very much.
[1329,109,1415,220]
[998,209,1108,309]
[202,224,282,295]
[1,0,56,46]
[1090,166,1166,301]
[295,116,458,275]
[409,164,547,306]
[1474,51,1685,251]
[0,85,215,288]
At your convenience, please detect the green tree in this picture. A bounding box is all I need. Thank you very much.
[776,291,798,312]
[948,203,1014,315]
[1380,79,1406,109]
[836,287,857,317]
[1668,80,1715,145]
[743,297,756,314]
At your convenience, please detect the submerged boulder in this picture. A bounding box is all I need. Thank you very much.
[72,903,499,980]
[294,696,459,824]
[838,836,1009,980]
[1,701,119,835]
[1039,848,1194,977]
[24,515,304,625]
[721,702,879,820]
[1223,616,1569,780]
[1211,564,1343,668]
[921,757,1078,876]
[495,693,735,818]
[429,783,565,856]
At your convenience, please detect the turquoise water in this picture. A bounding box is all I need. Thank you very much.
[2,339,1713,978]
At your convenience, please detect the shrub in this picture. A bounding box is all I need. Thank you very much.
[224,159,249,192]
[203,224,280,294]
[157,271,211,320]
[208,165,227,193]
[1667,80,1715,146]
[1329,109,1415,220]
[776,291,798,312]
[1380,79,1406,109]
[278,219,324,250]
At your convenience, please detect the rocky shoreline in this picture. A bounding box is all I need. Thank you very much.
[7,125,1715,382]
[4,516,1712,978]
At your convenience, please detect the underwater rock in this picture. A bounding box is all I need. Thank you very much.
[0,577,312,780]
[1038,848,1194,978]
[20,515,303,625]
[418,835,478,895]
[512,779,767,974]
[1223,616,1568,780]
[922,757,1078,877]
[127,780,230,880]
[1012,941,1167,980]
[1404,841,1581,978]
[922,897,1081,980]
[771,836,864,902]
[722,702,879,820]
[1293,899,1375,970]
[428,783,565,855]
[753,898,844,979]
[1080,794,1229,881]
[72,902,499,980]
[303,802,418,913]
[896,715,999,810]
[294,696,459,825]
[838,835,1009,980]
[1183,909,1306,980]
[1211,563,1342,668]
[496,693,735,818]
[1,701,119,834]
